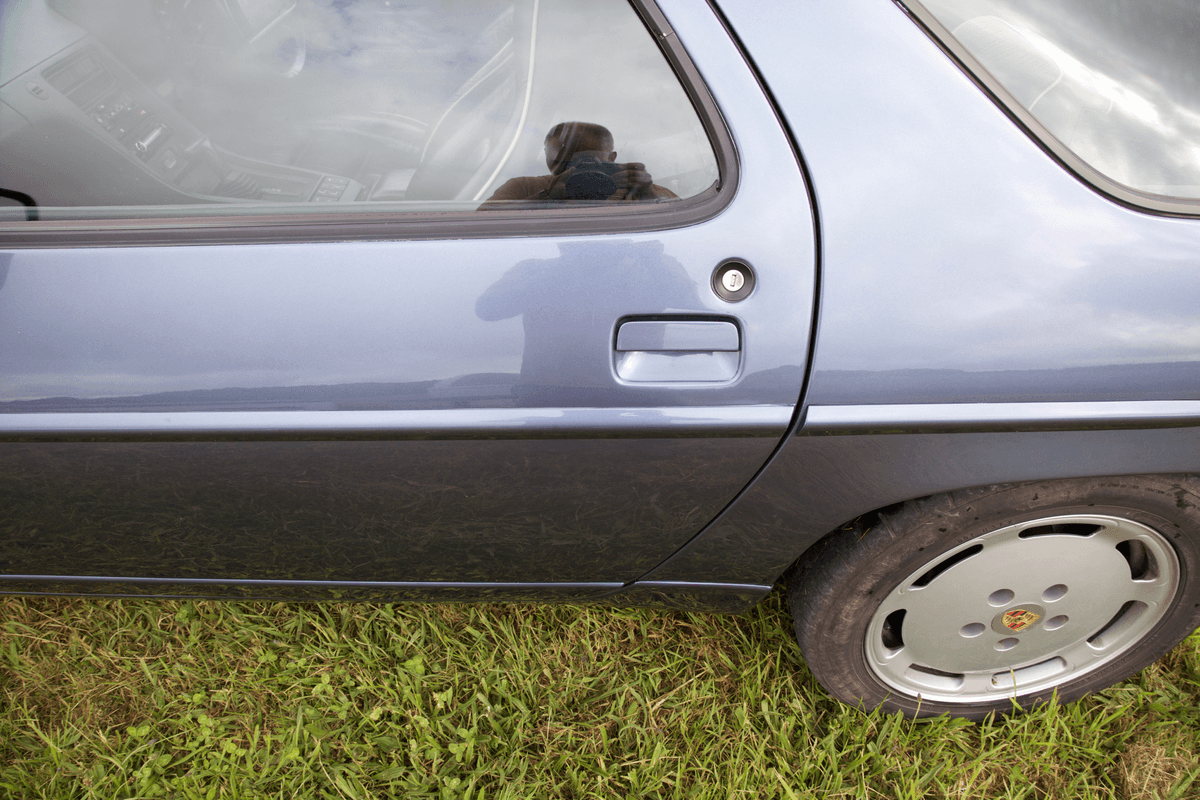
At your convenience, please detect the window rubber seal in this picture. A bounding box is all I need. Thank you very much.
[0,0,737,248]
[896,0,1200,219]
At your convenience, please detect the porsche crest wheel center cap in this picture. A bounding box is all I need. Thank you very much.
[992,604,1046,635]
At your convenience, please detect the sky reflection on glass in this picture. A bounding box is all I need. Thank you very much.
[924,0,1200,197]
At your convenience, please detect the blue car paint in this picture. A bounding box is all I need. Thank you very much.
[2,0,1199,610]
[0,0,816,599]
[716,0,1200,397]
[640,0,1200,601]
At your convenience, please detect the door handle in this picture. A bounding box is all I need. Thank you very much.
[614,319,741,383]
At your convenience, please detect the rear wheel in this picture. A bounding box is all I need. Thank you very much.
[787,476,1200,719]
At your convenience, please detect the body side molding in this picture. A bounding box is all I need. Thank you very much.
[803,401,1200,435]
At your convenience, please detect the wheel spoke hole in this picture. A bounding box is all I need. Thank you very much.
[1044,615,1068,630]
[960,622,986,638]
[1116,539,1159,581]
[992,657,1067,689]
[913,544,983,588]
[1088,600,1147,650]
[881,609,906,651]
[1019,522,1102,538]
[995,637,1019,651]
[906,664,965,691]
[988,589,1015,606]
[1042,584,1068,602]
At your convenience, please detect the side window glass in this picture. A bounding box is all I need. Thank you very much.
[919,0,1200,201]
[0,0,719,222]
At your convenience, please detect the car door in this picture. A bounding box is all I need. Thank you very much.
[0,0,815,600]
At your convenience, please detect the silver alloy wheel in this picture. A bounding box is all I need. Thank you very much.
[865,514,1180,704]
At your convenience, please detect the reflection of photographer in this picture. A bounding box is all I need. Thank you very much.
[475,239,699,405]
[480,122,678,208]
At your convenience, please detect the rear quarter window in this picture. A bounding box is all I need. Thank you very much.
[913,0,1200,213]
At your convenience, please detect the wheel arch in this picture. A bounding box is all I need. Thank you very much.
[636,420,1200,601]
[783,473,1200,592]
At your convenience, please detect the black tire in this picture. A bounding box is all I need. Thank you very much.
[786,475,1200,719]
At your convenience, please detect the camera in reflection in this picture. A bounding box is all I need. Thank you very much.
[562,155,623,200]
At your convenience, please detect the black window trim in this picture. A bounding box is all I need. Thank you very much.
[0,0,736,248]
[897,0,1200,219]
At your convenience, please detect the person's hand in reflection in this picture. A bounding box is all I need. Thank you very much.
[479,121,678,208]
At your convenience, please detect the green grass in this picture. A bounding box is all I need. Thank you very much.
[2,593,1199,799]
